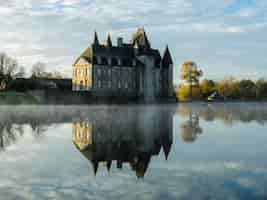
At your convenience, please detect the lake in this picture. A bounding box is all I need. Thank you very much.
[0,103,267,200]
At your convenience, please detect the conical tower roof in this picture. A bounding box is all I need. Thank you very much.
[131,28,151,49]
[93,31,99,46]
[162,45,173,68]
[104,33,112,47]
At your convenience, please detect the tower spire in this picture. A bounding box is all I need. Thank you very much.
[93,31,99,46]
[162,45,173,68]
[105,33,112,47]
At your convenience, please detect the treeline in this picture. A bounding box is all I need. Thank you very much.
[0,52,64,80]
[176,61,267,101]
[177,77,267,101]
[0,52,65,91]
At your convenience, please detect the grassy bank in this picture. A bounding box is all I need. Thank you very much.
[0,92,39,105]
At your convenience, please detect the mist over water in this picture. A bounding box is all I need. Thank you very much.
[0,103,267,199]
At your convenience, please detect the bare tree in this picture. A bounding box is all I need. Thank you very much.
[31,62,47,78]
[0,52,24,79]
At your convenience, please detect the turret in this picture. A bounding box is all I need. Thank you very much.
[104,33,112,48]
[161,45,174,98]
[161,45,173,68]
[131,28,151,50]
[93,31,99,47]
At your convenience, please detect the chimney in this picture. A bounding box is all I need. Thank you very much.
[117,37,123,47]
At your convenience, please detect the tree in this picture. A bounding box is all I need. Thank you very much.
[15,66,26,78]
[176,84,201,101]
[180,61,203,101]
[255,78,267,100]
[216,77,239,100]
[0,52,25,80]
[200,79,215,98]
[31,62,47,78]
[238,80,256,100]
[31,62,64,79]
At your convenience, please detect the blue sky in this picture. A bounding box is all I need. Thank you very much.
[0,0,267,83]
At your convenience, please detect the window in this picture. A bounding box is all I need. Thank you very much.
[97,68,101,76]
[122,58,132,66]
[80,81,83,90]
[98,81,101,88]
[101,57,108,65]
[111,58,118,66]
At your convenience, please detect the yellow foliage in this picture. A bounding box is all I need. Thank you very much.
[216,77,239,98]
[176,84,202,101]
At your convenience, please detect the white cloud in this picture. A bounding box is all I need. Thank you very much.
[0,0,266,80]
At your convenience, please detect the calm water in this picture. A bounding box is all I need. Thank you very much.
[0,103,267,200]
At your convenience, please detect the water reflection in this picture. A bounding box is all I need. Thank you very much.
[72,108,173,178]
[0,123,46,151]
[177,103,267,126]
[0,104,267,199]
[180,112,202,143]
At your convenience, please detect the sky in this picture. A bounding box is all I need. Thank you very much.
[0,0,267,84]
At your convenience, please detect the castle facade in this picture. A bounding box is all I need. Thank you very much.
[72,28,174,102]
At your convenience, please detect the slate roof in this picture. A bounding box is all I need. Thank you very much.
[73,28,170,69]
[162,46,173,68]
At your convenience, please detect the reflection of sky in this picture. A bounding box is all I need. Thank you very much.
[0,105,267,199]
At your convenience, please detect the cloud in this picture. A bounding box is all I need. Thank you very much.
[0,0,266,81]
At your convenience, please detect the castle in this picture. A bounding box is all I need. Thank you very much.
[72,28,174,102]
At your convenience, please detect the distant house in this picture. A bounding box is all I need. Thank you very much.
[72,28,174,102]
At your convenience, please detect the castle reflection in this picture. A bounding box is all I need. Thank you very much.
[72,108,173,178]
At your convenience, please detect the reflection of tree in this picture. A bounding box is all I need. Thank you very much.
[72,108,174,178]
[0,121,46,151]
[177,103,267,126]
[181,112,202,143]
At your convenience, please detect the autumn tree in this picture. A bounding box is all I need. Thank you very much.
[180,61,203,101]
[176,84,201,102]
[216,77,239,100]
[200,79,216,98]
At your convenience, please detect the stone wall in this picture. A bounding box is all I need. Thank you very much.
[92,64,137,97]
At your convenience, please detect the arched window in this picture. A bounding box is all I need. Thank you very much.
[111,57,118,66]
[80,80,83,90]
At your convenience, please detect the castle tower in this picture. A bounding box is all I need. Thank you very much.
[93,31,99,47]
[161,45,174,98]
[104,33,112,48]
